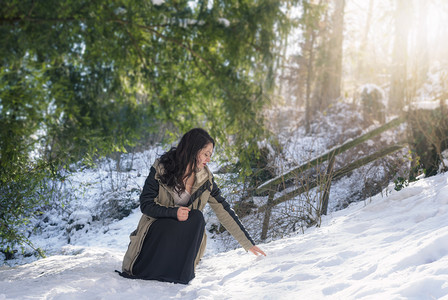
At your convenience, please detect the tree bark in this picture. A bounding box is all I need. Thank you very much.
[416,0,429,84]
[389,0,411,113]
[357,0,374,81]
[305,28,316,134]
[318,0,345,109]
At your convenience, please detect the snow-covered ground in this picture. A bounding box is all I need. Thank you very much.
[1,170,447,299]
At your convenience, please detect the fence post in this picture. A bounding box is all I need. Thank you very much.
[261,190,276,240]
[320,155,335,216]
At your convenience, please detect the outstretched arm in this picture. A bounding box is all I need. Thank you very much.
[208,178,266,256]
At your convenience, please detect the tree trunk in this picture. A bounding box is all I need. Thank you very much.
[318,0,345,109]
[300,1,324,133]
[305,28,316,134]
[357,0,374,81]
[416,0,429,85]
[389,0,411,113]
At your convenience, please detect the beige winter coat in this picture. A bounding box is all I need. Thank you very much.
[121,160,255,276]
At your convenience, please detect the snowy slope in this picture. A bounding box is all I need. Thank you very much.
[1,172,448,299]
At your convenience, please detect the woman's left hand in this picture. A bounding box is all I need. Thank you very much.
[249,245,266,256]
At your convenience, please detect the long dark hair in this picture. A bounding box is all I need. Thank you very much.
[159,128,215,194]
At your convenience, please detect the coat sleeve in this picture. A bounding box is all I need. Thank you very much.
[208,178,255,251]
[140,166,178,219]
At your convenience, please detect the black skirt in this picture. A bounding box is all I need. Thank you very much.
[131,209,205,284]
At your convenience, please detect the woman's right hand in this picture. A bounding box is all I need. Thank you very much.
[177,207,190,221]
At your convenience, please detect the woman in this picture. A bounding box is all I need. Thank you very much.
[118,128,266,284]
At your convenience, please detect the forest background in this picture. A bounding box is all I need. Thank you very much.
[1,0,448,261]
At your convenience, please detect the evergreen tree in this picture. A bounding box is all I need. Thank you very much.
[0,0,293,254]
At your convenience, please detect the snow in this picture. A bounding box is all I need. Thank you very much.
[218,18,231,27]
[1,171,448,299]
[408,64,448,111]
[151,0,165,6]
[408,100,448,111]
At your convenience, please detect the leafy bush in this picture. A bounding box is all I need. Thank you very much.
[0,164,53,259]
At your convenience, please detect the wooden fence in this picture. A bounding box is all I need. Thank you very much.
[255,117,406,240]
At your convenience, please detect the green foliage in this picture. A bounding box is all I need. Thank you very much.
[393,150,421,192]
[0,161,52,258]
[0,0,294,254]
[393,176,408,191]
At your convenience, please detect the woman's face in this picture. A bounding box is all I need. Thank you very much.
[196,143,213,171]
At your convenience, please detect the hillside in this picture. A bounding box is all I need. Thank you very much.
[1,171,447,299]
